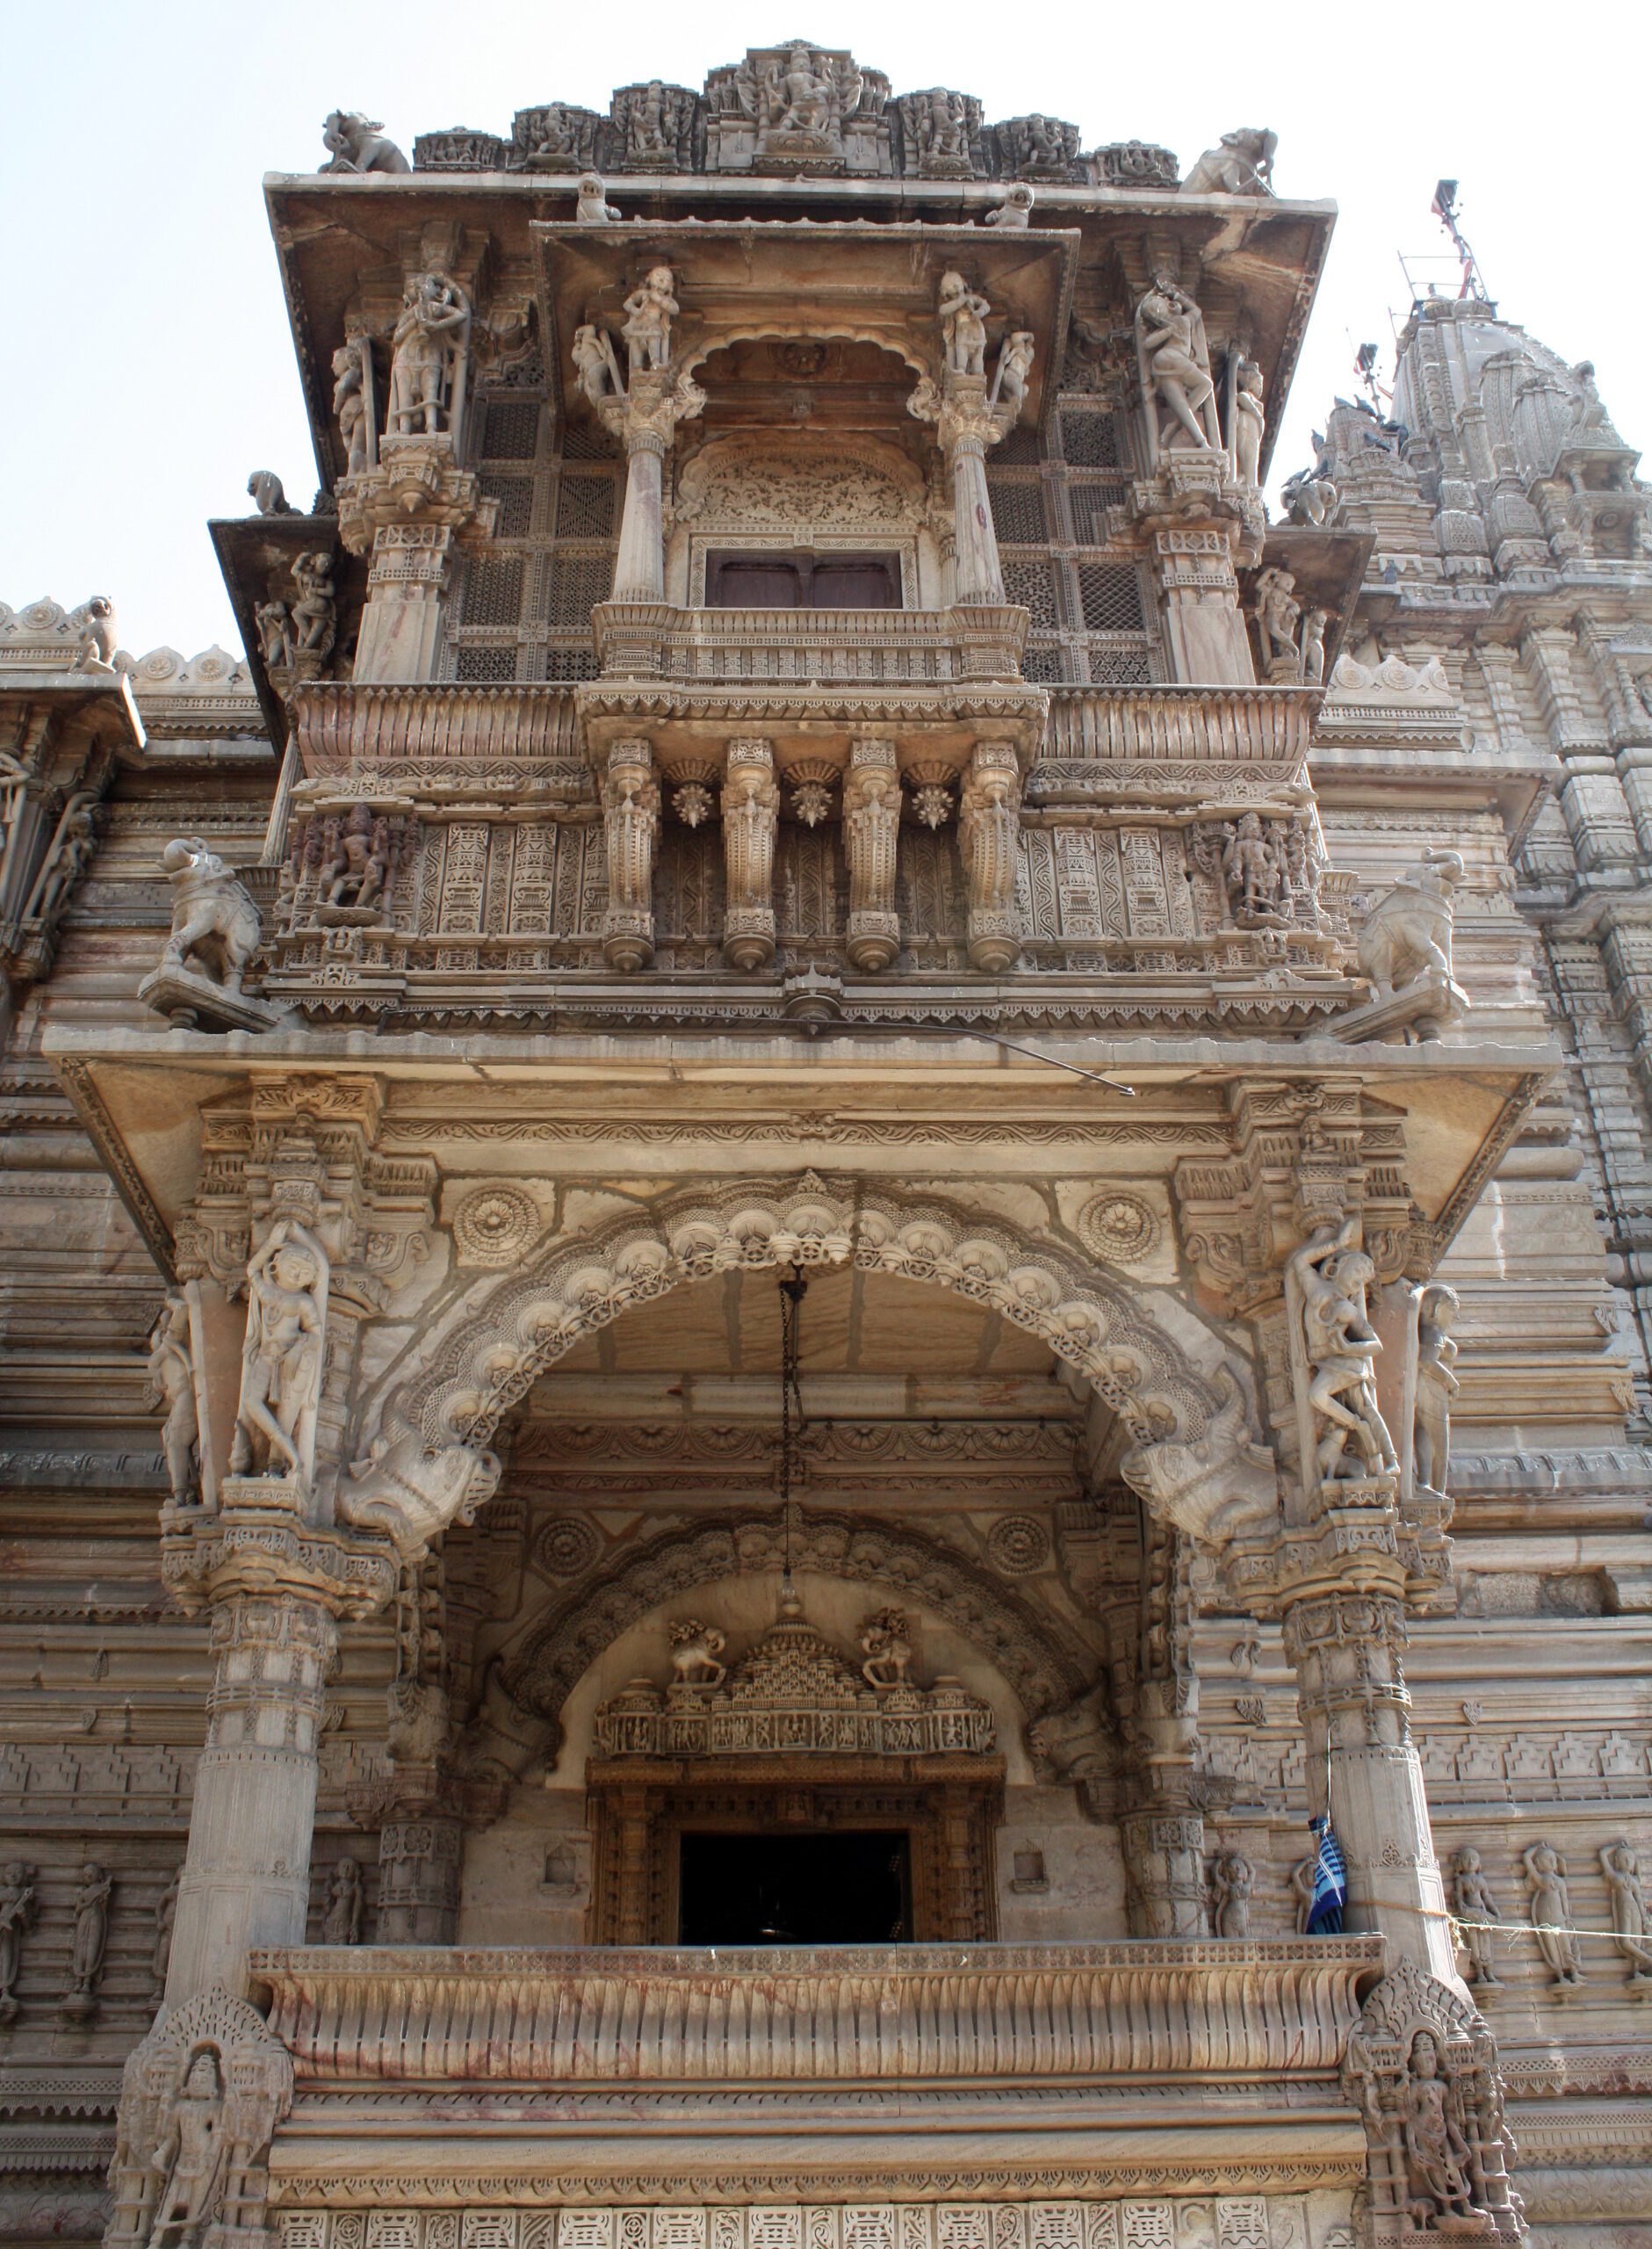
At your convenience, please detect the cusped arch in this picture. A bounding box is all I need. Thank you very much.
[386,1174,1223,1452]
[502,1508,1097,1740]
[679,323,931,389]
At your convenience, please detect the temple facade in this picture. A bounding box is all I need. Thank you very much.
[2,46,1651,2249]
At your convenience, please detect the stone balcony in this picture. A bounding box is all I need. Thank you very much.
[253,1938,1380,2087]
[286,679,1318,788]
[591,601,1031,686]
[248,1939,1381,2219]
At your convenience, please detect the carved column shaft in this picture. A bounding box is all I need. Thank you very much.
[377,1806,465,1944]
[842,737,901,972]
[165,1590,339,2004]
[947,421,1006,606]
[354,522,458,683]
[958,741,1023,972]
[601,738,660,970]
[1121,1808,1207,1938]
[613,423,669,604]
[1147,524,1256,686]
[1282,1587,1460,1985]
[721,738,779,972]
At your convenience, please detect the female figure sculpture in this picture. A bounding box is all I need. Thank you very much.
[1523,1840,1584,1987]
[1137,277,1216,452]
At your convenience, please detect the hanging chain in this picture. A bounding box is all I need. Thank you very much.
[777,1263,808,1585]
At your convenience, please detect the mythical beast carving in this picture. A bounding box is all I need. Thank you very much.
[1119,1366,1278,1545]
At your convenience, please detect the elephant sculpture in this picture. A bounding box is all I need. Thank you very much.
[157,838,263,994]
[1356,848,1468,1025]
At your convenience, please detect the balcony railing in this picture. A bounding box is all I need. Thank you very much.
[1040,683,1321,770]
[591,601,1032,686]
[286,680,1317,781]
[252,1937,1381,2086]
[290,681,583,775]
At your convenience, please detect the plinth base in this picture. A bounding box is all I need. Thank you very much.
[138,964,282,1033]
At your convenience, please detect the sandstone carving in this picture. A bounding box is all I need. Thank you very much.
[227,1218,328,1492]
[1523,1840,1585,1988]
[59,1861,112,2021]
[1120,1364,1279,1545]
[106,1985,294,2249]
[321,111,410,173]
[1184,127,1277,196]
[145,1293,198,1505]
[1356,847,1469,1028]
[0,1862,35,2024]
[1600,1839,1652,1987]
[1136,275,1220,454]
[336,1410,502,1561]
[321,1856,364,1944]
[1450,1846,1504,1987]
[141,836,270,1030]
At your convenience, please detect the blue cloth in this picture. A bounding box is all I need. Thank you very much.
[1307,1813,1347,1934]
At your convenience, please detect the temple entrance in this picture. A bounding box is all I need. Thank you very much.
[679,1828,911,1944]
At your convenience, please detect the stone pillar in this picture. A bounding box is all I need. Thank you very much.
[721,738,779,972]
[1147,517,1258,685]
[601,738,660,970]
[842,738,902,972]
[1120,1807,1207,1938]
[161,1518,395,2004]
[1280,1584,1458,1983]
[944,396,1005,605]
[599,367,707,610]
[376,1789,466,1945]
[355,522,458,683]
[613,419,669,604]
[957,741,1022,972]
[908,368,1020,611]
[336,437,499,687]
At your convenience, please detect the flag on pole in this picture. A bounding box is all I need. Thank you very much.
[1307,1813,1347,1934]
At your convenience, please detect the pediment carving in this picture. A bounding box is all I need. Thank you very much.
[594,1592,997,1757]
[675,435,927,532]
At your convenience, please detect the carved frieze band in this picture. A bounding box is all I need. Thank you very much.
[277,2198,1343,2248]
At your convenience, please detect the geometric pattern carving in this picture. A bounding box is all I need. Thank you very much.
[277,2197,1336,2246]
[985,1515,1051,1574]
[451,1185,543,1265]
[1075,1193,1162,1265]
[390,1175,1221,1457]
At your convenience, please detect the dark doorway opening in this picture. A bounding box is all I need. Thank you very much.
[678,1829,912,1945]
[703,550,903,610]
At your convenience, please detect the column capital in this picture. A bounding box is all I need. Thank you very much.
[160,1494,400,1623]
[597,365,706,455]
[335,435,500,553]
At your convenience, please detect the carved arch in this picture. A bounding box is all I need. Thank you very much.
[679,324,931,387]
[501,1508,1100,1742]
[381,1172,1224,1452]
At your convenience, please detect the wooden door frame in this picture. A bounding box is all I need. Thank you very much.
[585,1754,1005,1945]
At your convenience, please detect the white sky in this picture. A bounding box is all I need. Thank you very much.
[2,0,1647,660]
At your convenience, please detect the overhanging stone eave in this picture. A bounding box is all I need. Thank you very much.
[44,1021,1559,1283]
[0,668,147,760]
[532,219,1080,435]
